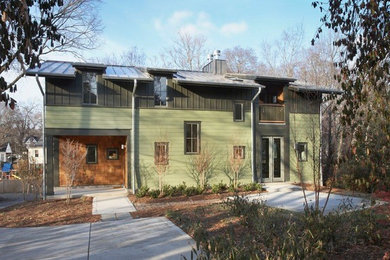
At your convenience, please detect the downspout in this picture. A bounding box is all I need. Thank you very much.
[35,74,46,200]
[131,79,137,194]
[251,86,263,183]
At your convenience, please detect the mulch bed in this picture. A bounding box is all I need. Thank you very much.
[129,190,262,219]
[0,197,100,228]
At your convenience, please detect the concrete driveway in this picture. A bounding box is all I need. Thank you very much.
[0,217,194,260]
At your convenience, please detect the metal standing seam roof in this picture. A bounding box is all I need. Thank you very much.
[26,61,75,78]
[26,61,153,81]
[103,66,152,81]
[289,83,343,94]
[173,71,264,88]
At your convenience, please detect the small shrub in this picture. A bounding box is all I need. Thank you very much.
[243,182,264,192]
[184,186,200,197]
[162,184,177,197]
[136,186,149,198]
[149,189,160,199]
[177,182,187,195]
[228,183,239,193]
[212,181,228,194]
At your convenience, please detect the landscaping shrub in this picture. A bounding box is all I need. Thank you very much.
[242,182,262,191]
[148,189,160,199]
[136,186,149,198]
[176,182,187,195]
[162,184,177,197]
[190,195,381,259]
[184,186,202,197]
[211,181,227,194]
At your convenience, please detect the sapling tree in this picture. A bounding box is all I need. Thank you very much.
[60,139,86,204]
[222,146,249,189]
[15,155,42,200]
[187,145,217,189]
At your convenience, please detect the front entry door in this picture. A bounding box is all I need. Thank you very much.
[261,137,284,182]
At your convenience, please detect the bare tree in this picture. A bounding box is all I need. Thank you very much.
[187,145,217,189]
[224,46,258,74]
[0,104,42,155]
[91,46,146,66]
[15,155,42,200]
[60,139,86,203]
[43,0,103,58]
[161,32,208,70]
[260,25,305,77]
[222,146,249,189]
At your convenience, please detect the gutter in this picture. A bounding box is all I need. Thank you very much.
[131,79,137,194]
[251,86,263,183]
[35,74,46,199]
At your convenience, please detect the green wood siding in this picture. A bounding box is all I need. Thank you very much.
[45,106,132,129]
[135,109,253,188]
[46,74,135,107]
[289,113,320,183]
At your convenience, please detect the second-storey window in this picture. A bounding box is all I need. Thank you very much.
[184,122,200,154]
[82,72,98,104]
[154,76,167,106]
[233,103,244,121]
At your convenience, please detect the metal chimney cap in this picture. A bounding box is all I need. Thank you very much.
[213,50,221,59]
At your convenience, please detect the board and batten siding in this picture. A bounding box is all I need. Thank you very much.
[135,109,253,189]
[45,106,132,129]
[289,113,320,183]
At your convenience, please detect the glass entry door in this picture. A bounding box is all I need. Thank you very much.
[261,137,283,182]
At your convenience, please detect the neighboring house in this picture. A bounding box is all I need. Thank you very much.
[27,53,341,195]
[0,143,12,164]
[25,136,44,165]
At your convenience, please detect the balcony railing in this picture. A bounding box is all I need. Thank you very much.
[259,104,285,123]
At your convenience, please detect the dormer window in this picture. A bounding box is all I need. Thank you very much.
[82,72,98,104]
[154,76,167,106]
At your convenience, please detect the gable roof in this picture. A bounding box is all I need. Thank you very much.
[0,143,11,153]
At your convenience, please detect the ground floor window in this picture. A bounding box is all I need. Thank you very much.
[107,148,119,160]
[155,142,169,165]
[86,145,98,164]
[296,142,307,162]
[233,146,245,159]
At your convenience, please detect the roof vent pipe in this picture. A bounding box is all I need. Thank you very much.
[213,50,221,60]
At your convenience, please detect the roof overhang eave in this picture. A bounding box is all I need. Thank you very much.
[174,79,263,89]
[288,85,343,95]
[102,75,153,81]
[25,72,75,78]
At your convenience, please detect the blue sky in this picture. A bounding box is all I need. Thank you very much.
[86,0,323,61]
[10,0,324,105]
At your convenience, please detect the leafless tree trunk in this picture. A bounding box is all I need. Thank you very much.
[187,146,217,189]
[60,139,86,204]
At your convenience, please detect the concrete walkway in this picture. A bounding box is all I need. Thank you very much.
[247,183,376,214]
[0,217,195,259]
[91,188,136,221]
